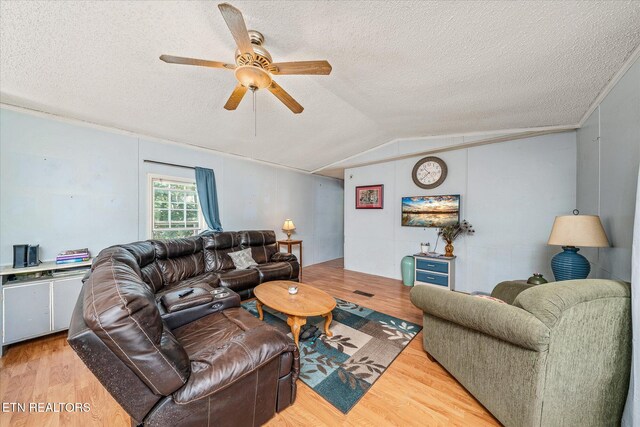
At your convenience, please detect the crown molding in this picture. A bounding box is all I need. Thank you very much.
[315,128,577,177]
[312,123,578,174]
[0,101,345,181]
[578,42,640,126]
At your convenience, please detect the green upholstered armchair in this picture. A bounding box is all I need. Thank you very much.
[410,279,631,427]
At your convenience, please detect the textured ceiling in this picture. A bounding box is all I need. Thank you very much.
[1,1,639,173]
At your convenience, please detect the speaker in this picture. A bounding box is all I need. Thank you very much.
[13,244,28,268]
[12,244,40,268]
[27,245,40,267]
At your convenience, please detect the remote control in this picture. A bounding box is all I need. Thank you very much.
[178,289,195,298]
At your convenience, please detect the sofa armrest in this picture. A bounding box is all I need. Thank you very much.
[491,281,537,305]
[410,286,550,351]
[512,279,631,329]
[271,252,298,263]
[173,324,296,404]
[160,289,241,330]
[160,287,214,313]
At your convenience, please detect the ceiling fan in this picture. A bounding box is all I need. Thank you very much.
[160,2,332,114]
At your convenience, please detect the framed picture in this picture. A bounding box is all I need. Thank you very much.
[356,185,384,209]
[401,194,460,227]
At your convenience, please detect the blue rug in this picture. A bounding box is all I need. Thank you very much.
[242,298,421,413]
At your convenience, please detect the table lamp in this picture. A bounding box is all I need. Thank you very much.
[282,219,296,240]
[547,214,609,281]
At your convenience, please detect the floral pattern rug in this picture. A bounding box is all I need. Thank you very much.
[242,298,421,413]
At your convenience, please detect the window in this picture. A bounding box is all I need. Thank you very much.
[150,176,204,239]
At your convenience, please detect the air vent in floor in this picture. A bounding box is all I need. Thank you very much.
[353,290,374,298]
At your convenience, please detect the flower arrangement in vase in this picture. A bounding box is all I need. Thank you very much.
[438,220,475,257]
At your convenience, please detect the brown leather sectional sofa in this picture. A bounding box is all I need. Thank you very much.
[68,230,300,426]
[152,230,299,301]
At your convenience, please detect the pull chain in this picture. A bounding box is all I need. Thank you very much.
[252,89,257,137]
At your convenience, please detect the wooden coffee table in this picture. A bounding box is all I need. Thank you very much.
[253,280,336,346]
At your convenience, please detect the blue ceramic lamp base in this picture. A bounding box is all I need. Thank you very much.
[551,246,591,281]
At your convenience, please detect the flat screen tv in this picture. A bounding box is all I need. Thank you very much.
[401,195,460,227]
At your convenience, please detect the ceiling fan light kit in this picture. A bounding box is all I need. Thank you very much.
[160,3,332,114]
[235,65,272,91]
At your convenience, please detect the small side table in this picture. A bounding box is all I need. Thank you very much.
[276,239,303,277]
[413,254,455,290]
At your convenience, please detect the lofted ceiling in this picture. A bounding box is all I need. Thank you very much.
[1,1,639,174]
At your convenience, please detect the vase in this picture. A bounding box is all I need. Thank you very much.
[527,273,548,285]
[444,241,454,257]
[551,246,590,281]
[401,256,415,286]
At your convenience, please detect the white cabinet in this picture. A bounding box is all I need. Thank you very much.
[2,281,51,343]
[1,274,85,348]
[52,277,84,331]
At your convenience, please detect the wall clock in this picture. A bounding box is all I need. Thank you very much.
[412,156,448,189]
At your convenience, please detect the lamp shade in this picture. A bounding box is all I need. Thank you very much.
[282,219,296,232]
[547,215,609,247]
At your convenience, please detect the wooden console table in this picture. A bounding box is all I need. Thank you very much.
[276,239,303,276]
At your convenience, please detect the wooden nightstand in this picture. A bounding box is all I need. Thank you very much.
[276,239,303,276]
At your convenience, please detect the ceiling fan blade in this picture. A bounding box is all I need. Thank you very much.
[270,60,332,75]
[224,84,248,110]
[268,81,303,114]
[218,3,254,57]
[160,54,235,70]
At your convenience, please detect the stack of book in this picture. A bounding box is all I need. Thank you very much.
[56,248,91,265]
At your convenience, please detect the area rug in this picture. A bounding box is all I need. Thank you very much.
[242,298,422,413]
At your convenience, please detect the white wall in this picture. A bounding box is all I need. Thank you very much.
[0,108,344,266]
[577,57,639,282]
[344,132,577,293]
[0,109,140,263]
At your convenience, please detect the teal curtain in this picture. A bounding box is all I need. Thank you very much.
[195,167,223,232]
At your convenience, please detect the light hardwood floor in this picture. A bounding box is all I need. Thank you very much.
[0,259,500,427]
